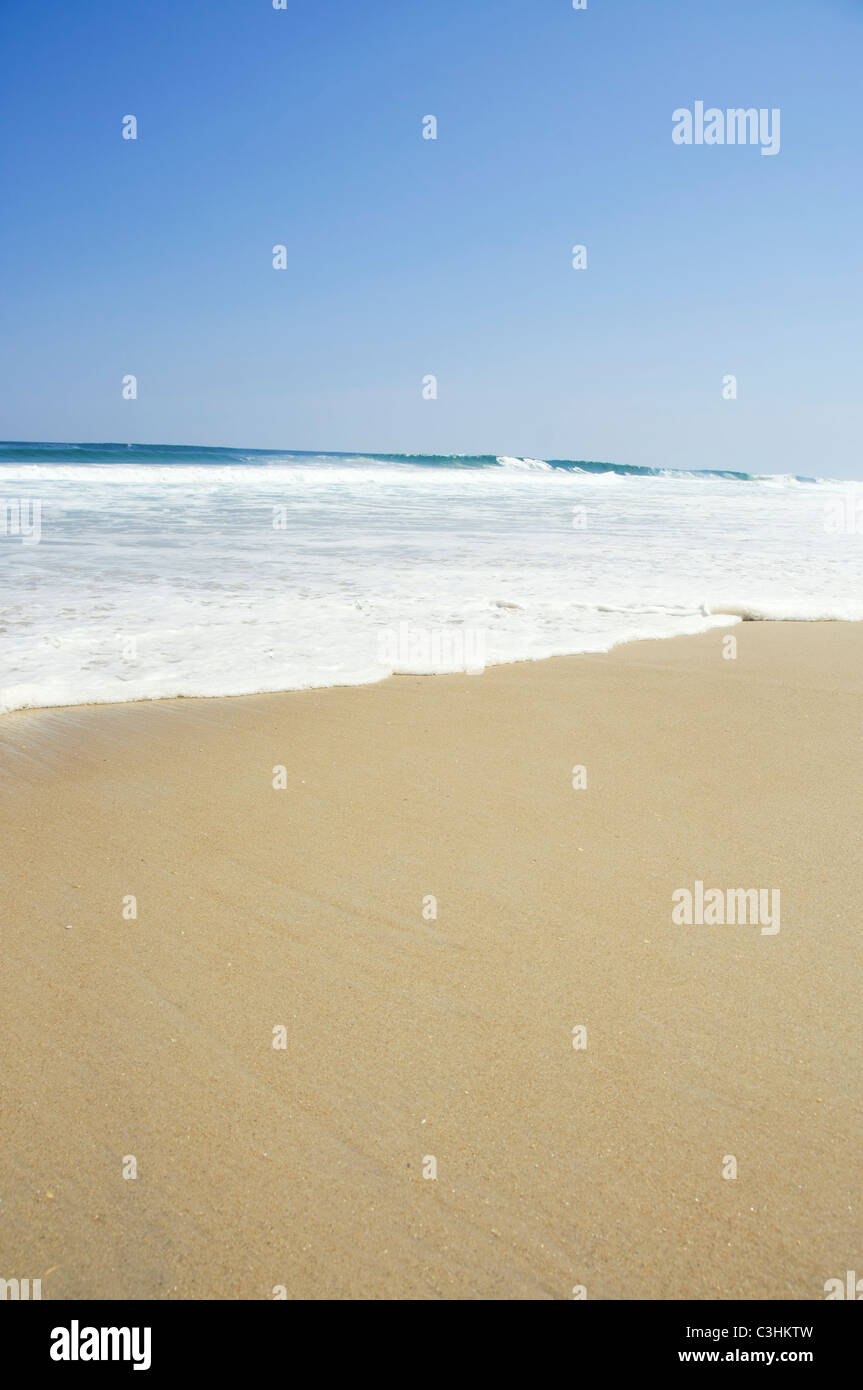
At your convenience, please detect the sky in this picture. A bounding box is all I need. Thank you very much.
[0,0,861,476]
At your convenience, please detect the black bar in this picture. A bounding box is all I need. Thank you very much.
[7,1299,858,1375]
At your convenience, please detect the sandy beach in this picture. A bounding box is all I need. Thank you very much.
[1,621,860,1300]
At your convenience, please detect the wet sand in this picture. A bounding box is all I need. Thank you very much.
[1,622,861,1299]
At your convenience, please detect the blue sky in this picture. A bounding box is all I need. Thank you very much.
[0,0,861,476]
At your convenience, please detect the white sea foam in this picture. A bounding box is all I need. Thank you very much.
[495,456,553,471]
[0,457,861,713]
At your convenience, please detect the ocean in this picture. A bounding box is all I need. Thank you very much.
[1,441,861,714]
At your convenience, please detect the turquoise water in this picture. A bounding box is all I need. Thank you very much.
[0,440,816,483]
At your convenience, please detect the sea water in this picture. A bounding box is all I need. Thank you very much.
[1,442,861,714]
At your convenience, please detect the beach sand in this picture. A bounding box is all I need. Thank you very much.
[1,622,860,1300]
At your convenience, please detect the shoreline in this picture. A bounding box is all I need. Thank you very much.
[1,614,743,723]
[6,608,862,726]
[1,622,861,1299]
